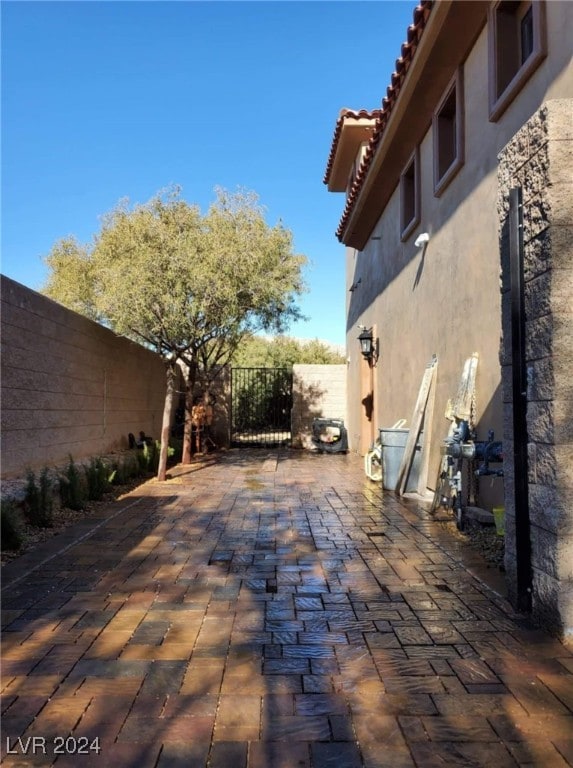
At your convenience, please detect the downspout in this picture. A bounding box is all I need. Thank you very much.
[103,369,107,437]
[509,186,532,612]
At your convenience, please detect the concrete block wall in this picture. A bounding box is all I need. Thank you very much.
[291,364,347,449]
[498,100,573,638]
[1,276,167,478]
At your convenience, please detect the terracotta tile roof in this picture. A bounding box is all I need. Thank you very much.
[324,0,434,243]
[323,109,382,188]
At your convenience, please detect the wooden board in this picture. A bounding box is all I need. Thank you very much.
[395,356,438,496]
[417,362,437,497]
[430,353,479,512]
[452,352,479,421]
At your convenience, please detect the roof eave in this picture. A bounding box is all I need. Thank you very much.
[327,118,379,192]
[337,0,489,249]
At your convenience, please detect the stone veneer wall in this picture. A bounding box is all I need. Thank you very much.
[498,100,573,638]
[1,276,167,478]
[291,364,347,449]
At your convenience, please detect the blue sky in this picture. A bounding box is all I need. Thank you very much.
[2,1,415,346]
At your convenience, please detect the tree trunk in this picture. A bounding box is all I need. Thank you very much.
[157,361,177,481]
[182,359,197,464]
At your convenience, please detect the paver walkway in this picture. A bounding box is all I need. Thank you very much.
[1,449,572,768]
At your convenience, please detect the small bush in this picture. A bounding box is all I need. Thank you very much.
[39,467,54,526]
[111,453,139,484]
[24,468,54,527]
[146,441,159,473]
[60,456,85,511]
[1,500,25,550]
[108,461,121,485]
[85,457,109,501]
[24,469,40,521]
[168,438,183,464]
[136,448,148,476]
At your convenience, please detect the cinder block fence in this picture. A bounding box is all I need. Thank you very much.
[291,364,347,448]
[1,276,167,478]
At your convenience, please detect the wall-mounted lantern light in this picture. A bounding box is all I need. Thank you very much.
[358,327,376,362]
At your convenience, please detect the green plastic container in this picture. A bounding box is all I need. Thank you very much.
[493,506,505,536]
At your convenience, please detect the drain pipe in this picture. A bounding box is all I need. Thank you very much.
[509,187,532,613]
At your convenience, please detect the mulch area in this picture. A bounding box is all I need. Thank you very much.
[0,477,149,568]
[438,518,505,570]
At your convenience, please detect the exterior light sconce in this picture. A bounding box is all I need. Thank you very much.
[358,327,378,364]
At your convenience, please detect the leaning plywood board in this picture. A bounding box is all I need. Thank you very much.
[395,355,438,496]
[430,352,479,512]
[449,352,479,422]
[417,364,437,497]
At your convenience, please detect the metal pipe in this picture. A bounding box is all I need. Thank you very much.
[509,186,532,612]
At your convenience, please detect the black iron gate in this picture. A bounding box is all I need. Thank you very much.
[231,368,293,447]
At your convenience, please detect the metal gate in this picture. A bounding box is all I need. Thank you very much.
[231,368,293,447]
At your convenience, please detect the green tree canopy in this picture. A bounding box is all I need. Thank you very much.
[231,335,345,369]
[43,186,307,477]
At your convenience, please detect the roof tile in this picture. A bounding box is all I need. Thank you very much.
[325,0,433,243]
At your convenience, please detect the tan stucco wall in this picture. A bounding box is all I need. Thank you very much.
[291,365,347,449]
[345,1,573,511]
[1,276,167,478]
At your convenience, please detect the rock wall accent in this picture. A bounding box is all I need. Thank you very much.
[498,99,573,638]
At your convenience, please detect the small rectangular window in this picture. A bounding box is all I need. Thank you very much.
[433,69,464,197]
[489,1,547,122]
[400,148,420,241]
[520,5,534,63]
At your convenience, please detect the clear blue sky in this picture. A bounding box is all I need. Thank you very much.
[2,1,415,346]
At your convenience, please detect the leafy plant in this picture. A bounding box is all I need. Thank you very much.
[136,448,148,476]
[24,467,54,527]
[1,500,25,550]
[39,467,54,526]
[124,453,140,480]
[60,456,85,511]
[85,457,109,501]
[24,469,40,521]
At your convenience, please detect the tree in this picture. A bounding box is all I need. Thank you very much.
[231,334,345,369]
[43,186,307,480]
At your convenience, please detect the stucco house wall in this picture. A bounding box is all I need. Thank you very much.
[1,276,167,478]
[326,0,572,635]
[338,1,572,510]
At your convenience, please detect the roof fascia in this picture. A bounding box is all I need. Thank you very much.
[342,0,488,250]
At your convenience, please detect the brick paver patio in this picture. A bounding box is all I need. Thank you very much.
[1,449,572,767]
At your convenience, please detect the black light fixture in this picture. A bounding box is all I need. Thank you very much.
[358,327,375,360]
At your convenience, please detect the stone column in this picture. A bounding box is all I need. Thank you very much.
[498,99,573,638]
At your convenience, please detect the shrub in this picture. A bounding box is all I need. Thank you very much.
[39,467,54,526]
[108,452,141,485]
[24,469,40,521]
[85,457,109,501]
[136,448,148,476]
[24,467,54,527]
[146,441,159,473]
[169,438,183,464]
[1,500,25,550]
[108,461,122,485]
[122,452,140,481]
[60,456,85,511]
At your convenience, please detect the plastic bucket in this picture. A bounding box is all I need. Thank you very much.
[493,506,505,536]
